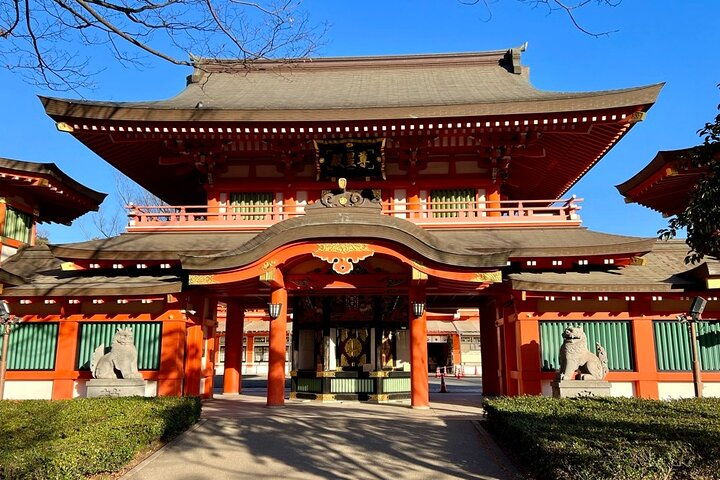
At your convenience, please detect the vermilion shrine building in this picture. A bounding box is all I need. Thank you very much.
[2,48,720,404]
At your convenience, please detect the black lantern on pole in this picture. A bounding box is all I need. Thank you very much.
[267,303,282,319]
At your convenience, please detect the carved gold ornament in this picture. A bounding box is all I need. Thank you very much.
[261,260,277,271]
[312,243,374,274]
[472,271,502,283]
[188,274,217,285]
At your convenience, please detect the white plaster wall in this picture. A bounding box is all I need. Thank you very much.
[658,382,696,400]
[4,380,53,399]
[74,379,87,398]
[199,377,206,395]
[659,382,720,399]
[702,382,720,398]
[144,380,157,397]
[610,382,635,398]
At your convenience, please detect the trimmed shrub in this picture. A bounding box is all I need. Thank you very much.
[0,396,201,479]
[483,396,720,480]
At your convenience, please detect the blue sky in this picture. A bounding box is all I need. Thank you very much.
[2,1,719,244]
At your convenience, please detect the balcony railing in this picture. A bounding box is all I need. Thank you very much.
[126,197,582,232]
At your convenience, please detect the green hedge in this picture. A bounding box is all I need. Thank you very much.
[0,396,201,479]
[483,396,720,480]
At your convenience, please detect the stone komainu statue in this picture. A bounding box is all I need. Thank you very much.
[91,327,143,379]
[557,326,609,381]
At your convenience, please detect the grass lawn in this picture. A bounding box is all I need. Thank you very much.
[0,396,200,479]
[483,396,720,480]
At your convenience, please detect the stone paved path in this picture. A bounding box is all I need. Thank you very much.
[123,391,522,480]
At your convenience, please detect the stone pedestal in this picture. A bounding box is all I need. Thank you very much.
[551,379,611,398]
[86,379,146,398]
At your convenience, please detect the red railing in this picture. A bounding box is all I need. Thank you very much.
[126,197,582,232]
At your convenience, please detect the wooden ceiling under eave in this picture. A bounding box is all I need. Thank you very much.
[53,104,650,206]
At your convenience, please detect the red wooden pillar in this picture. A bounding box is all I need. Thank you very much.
[632,317,660,399]
[223,302,245,394]
[410,290,429,408]
[184,319,203,396]
[267,287,288,407]
[515,315,541,395]
[487,189,501,217]
[158,318,185,396]
[52,319,79,399]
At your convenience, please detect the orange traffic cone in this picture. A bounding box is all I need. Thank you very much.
[439,373,448,393]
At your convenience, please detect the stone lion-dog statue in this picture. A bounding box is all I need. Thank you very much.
[91,327,143,379]
[557,326,609,381]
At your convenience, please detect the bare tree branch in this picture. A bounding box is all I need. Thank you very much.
[82,171,165,239]
[462,0,621,37]
[0,0,325,90]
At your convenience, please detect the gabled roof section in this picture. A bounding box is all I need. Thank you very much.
[616,148,704,216]
[40,48,662,123]
[0,158,106,224]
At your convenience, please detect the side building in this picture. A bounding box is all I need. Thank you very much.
[2,48,719,403]
[0,158,105,399]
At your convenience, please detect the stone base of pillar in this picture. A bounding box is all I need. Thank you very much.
[551,379,611,398]
[86,379,146,398]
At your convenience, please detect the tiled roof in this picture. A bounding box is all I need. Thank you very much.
[508,240,709,292]
[0,245,182,296]
[40,49,663,123]
[48,226,654,263]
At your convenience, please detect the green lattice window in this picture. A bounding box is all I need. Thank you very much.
[77,322,162,370]
[654,320,720,371]
[540,321,634,371]
[6,323,58,370]
[230,192,274,220]
[430,189,475,218]
[3,205,32,243]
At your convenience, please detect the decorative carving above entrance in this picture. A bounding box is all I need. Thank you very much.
[305,178,382,212]
[188,274,217,285]
[312,243,375,274]
[472,271,503,283]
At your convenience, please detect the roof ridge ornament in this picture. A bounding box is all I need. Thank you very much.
[505,42,528,75]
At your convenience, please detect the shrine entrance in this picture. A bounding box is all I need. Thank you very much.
[291,294,413,402]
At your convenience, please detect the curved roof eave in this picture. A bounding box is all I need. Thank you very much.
[615,148,695,195]
[508,277,693,293]
[40,83,664,124]
[0,157,106,205]
[180,211,511,271]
